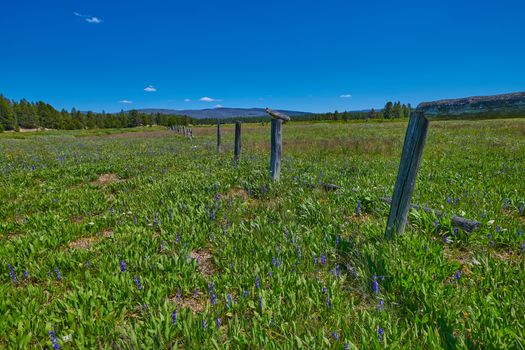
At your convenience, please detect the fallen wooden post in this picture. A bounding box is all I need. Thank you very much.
[266,108,290,181]
[234,121,241,163]
[380,197,481,233]
[385,91,525,239]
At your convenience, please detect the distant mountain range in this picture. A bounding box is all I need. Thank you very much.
[130,107,312,119]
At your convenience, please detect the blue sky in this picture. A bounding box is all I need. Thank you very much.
[1,0,524,113]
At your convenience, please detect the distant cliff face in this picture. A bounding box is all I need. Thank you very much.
[417,92,525,118]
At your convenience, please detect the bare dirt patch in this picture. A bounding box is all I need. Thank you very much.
[93,173,120,186]
[190,249,216,278]
[171,293,207,314]
[68,236,98,250]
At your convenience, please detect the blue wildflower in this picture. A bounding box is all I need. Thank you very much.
[355,201,361,215]
[255,276,260,289]
[216,318,222,328]
[378,327,384,342]
[49,331,61,349]
[378,299,384,311]
[210,293,216,306]
[331,332,338,340]
[372,276,380,294]
[453,228,458,236]
[172,311,177,326]
[227,293,232,307]
[24,270,29,280]
[320,254,327,265]
[434,220,439,229]
[455,270,461,280]
[134,276,142,291]
[120,260,126,272]
[243,289,248,298]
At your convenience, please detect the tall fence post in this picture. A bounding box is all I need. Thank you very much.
[234,121,241,163]
[385,111,429,239]
[216,120,221,153]
[266,108,290,181]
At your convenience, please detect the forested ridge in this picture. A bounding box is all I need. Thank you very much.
[0,94,411,131]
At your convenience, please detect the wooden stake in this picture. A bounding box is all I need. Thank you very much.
[234,121,241,163]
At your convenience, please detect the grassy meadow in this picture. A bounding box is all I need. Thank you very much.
[1,119,524,349]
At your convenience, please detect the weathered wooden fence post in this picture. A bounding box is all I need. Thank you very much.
[385,91,525,239]
[385,111,430,239]
[234,121,241,163]
[216,120,221,153]
[266,108,291,181]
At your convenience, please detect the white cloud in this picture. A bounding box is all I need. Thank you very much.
[199,96,223,102]
[119,100,133,104]
[184,98,191,102]
[85,17,102,24]
[214,104,223,108]
[340,94,352,98]
[74,12,102,24]
[144,85,157,92]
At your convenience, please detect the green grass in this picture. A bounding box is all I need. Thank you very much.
[1,120,524,349]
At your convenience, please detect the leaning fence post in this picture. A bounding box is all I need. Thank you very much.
[234,121,241,163]
[385,111,429,239]
[266,108,291,181]
[216,120,221,153]
[385,91,525,239]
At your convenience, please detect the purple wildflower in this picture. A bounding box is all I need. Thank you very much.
[378,327,384,342]
[227,293,232,307]
[443,235,449,244]
[255,276,260,289]
[455,271,461,280]
[194,288,199,298]
[320,254,327,265]
[55,268,62,282]
[453,228,458,236]
[355,201,361,215]
[24,270,28,280]
[211,293,216,306]
[7,264,17,284]
[332,332,338,340]
[372,275,380,294]
[216,318,222,328]
[172,311,177,326]
[120,260,126,272]
[434,220,439,229]
[243,289,248,298]
[378,299,384,311]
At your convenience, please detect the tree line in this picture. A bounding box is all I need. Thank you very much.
[0,95,192,131]
[0,94,412,131]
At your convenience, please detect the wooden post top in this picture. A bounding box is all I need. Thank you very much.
[266,108,291,122]
[417,91,525,118]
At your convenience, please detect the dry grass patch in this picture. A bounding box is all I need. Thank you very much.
[223,187,249,201]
